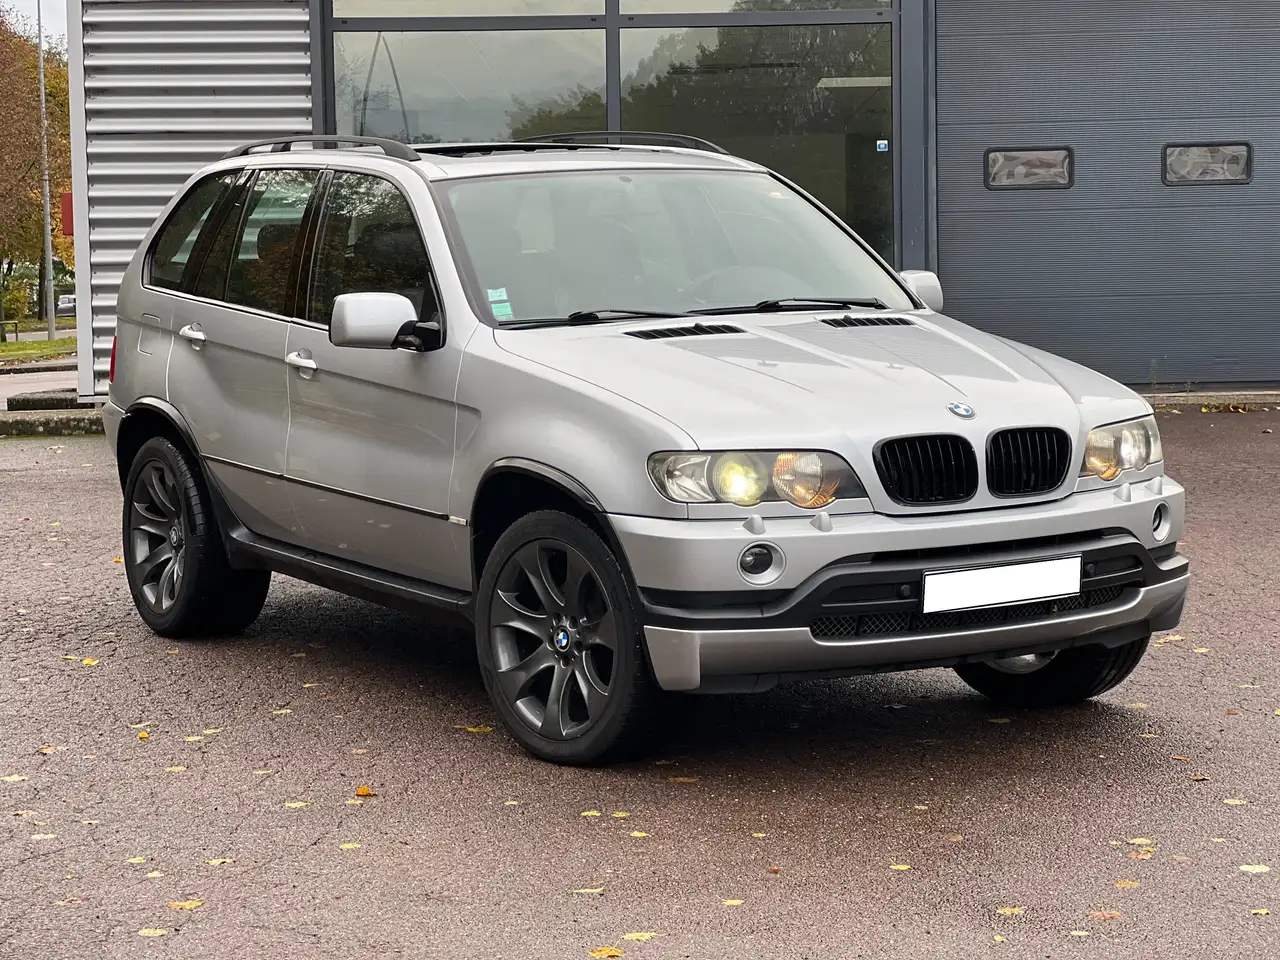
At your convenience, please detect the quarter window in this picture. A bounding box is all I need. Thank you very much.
[1163,143,1252,185]
[308,172,438,327]
[985,148,1073,190]
[148,173,235,291]
[224,169,320,316]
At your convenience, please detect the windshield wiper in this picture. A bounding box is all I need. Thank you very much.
[502,308,693,329]
[690,297,888,316]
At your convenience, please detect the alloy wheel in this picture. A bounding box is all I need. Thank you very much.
[488,539,618,740]
[128,460,187,613]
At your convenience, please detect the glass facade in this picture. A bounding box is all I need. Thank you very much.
[328,2,898,260]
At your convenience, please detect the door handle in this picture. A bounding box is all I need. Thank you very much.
[285,351,318,378]
[178,324,206,349]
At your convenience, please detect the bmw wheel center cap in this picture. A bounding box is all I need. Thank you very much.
[947,401,975,419]
[554,628,571,651]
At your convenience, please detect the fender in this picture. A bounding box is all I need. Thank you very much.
[476,457,605,514]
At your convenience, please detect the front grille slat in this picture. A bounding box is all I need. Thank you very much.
[987,427,1072,497]
[810,585,1127,639]
[874,434,978,505]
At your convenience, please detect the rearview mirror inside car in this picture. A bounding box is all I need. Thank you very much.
[899,270,944,313]
[330,292,440,351]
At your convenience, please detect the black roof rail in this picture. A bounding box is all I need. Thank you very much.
[219,135,419,162]
[512,130,730,155]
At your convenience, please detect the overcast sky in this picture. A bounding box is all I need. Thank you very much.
[7,0,68,43]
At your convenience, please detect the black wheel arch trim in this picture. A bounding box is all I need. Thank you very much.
[474,458,606,515]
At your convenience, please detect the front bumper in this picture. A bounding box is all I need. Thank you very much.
[610,477,1189,691]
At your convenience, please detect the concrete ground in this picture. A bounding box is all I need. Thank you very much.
[0,369,78,410]
[1,410,1276,959]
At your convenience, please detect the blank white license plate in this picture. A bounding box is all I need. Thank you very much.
[922,556,1082,614]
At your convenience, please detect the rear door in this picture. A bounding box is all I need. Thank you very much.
[166,166,321,542]
[283,166,464,588]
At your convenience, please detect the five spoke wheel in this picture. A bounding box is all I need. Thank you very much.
[489,539,618,740]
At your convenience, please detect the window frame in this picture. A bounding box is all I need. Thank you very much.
[1162,141,1254,187]
[298,167,448,338]
[143,171,240,293]
[983,146,1075,192]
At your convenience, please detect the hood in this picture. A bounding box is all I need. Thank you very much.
[493,310,1149,452]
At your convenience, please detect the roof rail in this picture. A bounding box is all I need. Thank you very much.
[220,135,419,162]
[512,130,730,155]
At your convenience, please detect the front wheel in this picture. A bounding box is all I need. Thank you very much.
[475,511,656,765]
[953,636,1150,707]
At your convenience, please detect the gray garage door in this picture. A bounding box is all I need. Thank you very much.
[935,0,1280,385]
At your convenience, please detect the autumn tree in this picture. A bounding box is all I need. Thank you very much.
[0,3,72,339]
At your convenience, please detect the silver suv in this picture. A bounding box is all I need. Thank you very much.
[105,134,1189,765]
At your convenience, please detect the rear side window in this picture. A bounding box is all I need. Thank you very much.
[224,169,320,316]
[148,173,235,291]
[307,172,437,326]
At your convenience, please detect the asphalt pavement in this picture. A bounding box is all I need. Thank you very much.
[1,409,1277,959]
[0,370,78,409]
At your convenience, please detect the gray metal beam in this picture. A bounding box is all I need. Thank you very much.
[898,0,927,269]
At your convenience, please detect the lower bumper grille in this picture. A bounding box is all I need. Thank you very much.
[810,586,1126,640]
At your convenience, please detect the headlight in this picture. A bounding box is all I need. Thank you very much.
[648,451,865,508]
[1081,415,1163,481]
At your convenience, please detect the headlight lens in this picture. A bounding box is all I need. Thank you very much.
[649,450,865,507]
[1082,415,1163,481]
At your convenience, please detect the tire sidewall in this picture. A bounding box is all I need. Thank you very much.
[475,511,649,765]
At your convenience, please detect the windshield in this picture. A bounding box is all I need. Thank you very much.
[437,169,914,323]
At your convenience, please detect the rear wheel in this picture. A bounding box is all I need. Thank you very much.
[953,636,1150,707]
[476,510,655,765]
[122,436,271,638]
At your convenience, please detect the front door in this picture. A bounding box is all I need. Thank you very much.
[283,167,463,588]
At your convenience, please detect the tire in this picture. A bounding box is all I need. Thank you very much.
[953,636,1150,707]
[475,510,657,765]
[122,436,271,638]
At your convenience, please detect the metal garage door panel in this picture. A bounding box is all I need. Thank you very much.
[935,0,1280,385]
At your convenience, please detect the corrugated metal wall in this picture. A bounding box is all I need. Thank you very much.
[70,0,314,399]
[935,0,1280,385]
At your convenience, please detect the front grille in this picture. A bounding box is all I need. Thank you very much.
[987,427,1073,497]
[625,323,744,340]
[820,315,915,328]
[874,435,978,505]
[810,586,1126,639]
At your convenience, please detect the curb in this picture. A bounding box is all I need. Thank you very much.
[0,408,103,438]
[1146,391,1279,410]
[0,358,77,375]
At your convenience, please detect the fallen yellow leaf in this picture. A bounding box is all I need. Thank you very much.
[988,717,1011,724]
[722,899,744,906]
[346,798,363,806]
[2,774,28,783]
[1088,910,1122,921]
[889,864,911,871]
[163,649,179,655]
[202,728,223,735]
[461,726,493,734]
[1211,838,1227,843]
[136,731,149,740]
[303,683,322,689]
[350,748,368,755]
[1115,879,1141,889]
[993,935,1007,943]
[60,656,79,661]
[630,831,649,838]
[1241,865,1271,874]
[588,948,623,959]
[146,871,164,879]
[1126,703,1149,710]
[1193,648,1210,654]
[81,658,99,667]
[355,786,375,798]
[503,800,520,806]
[283,801,311,809]
[183,736,204,742]
[125,857,146,864]
[111,557,123,564]
[995,906,1023,916]
[580,810,602,817]
[668,776,697,783]
[1127,838,1155,846]
[622,933,659,942]
[1252,908,1271,916]
[30,833,57,840]
[947,834,964,842]
[271,709,292,716]
[338,842,361,850]
[1224,798,1249,806]
[572,887,605,895]
[1069,931,1090,937]
[167,899,203,911]
[253,770,274,776]
[1127,850,1154,860]
[128,722,151,729]
[610,811,630,819]
[164,766,186,774]
[913,804,929,810]
[37,746,58,755]
[206,858,233,865]
[1161,635,1184,642]
[752,832,767,838]
[137,929,167,937]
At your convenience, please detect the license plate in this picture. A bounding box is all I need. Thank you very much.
[922,556,1082,614]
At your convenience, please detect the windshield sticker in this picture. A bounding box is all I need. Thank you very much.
[487,287,509,302]
[490,301,514,319]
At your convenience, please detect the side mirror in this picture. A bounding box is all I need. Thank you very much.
[900,270,944,313]
[330,292,442,352]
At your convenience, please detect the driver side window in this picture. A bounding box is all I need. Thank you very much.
[308,172,438,327]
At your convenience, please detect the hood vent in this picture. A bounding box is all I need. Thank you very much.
[625,323,745,340]
[821,315,914,328]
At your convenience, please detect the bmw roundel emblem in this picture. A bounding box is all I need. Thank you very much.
[947,401,976,420]
[554,629,571,650]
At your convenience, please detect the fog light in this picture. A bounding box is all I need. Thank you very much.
[1152,502,1171,542]
[740,545,773,576]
